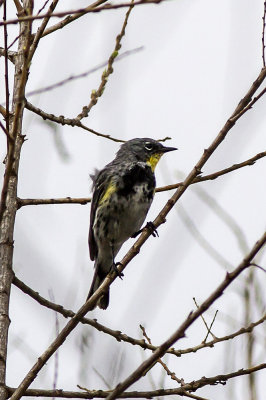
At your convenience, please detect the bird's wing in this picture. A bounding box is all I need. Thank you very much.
[88,168,113,261]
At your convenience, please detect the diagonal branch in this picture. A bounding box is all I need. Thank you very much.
[40,0,108,38]
[25,100,124,143]
[75,0,135,121]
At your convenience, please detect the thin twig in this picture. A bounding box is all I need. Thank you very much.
[249,263,266,274]
[230,86,266,122]
[193,298,216,340]
[24,101,124,143]
[48,290,60,398]
[0,0,167,27]
[140,325,183,384]
[7,30,24,50]
[262,0,266,67]
[27,0,59,65]
[25,47,142,98]
[37,0,50,15]
[76,0,135,121]
[3,0,10,136]
[6,364,266,398]
[203,310,218,343]
[40,0,108,38]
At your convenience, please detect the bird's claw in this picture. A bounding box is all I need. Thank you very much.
[112,262,124,279]
[131,221,159,238]
[146,221,159,237]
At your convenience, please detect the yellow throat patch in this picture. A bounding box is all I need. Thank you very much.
[146,153,162,172]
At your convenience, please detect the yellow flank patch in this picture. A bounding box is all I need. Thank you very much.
[99,181,116,205]
[147,153,162,172]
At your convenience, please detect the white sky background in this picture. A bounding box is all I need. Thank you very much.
[0,0,266,398]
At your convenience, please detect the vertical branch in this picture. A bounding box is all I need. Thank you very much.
[48,290,60,398]
[3,0,9,136]
[262,0,266,67]
[76,0,135,121]
[245,271,257,400]
[0,1,33,399]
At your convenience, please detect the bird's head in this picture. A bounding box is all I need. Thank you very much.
[117,138,177,172]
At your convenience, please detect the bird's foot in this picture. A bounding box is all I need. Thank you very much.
[112,262,124,279]
[131,221,159,238]
[146,221,159,237]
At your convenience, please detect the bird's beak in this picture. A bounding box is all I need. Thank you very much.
[160,145,178,153]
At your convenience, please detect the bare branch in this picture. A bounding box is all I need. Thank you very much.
[17,196,92,207]
[12,0,23,14]
[262,0,266,67]
[37,0,50,15]
[0,104,6,117]
[230,86,266,122]
[40,0,108,38]
[140,325,183,384]
[0,1,34,398]
[25,47,142,98]
[76,0,135,121]
[203,310,218,343]
[25,101,124,143]
[0,47,17,63]
[3,0,10,137]
[0,0,167,27]
[6,364,266,398]
[193,297,217,340]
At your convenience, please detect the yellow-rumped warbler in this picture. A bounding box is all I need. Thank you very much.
[87,138,177,309]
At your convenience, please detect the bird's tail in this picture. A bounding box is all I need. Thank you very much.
[87,264,110,309]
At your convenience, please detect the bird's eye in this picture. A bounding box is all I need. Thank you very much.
[145,143,153,151]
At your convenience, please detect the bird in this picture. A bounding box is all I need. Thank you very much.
[87,137,177,309]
